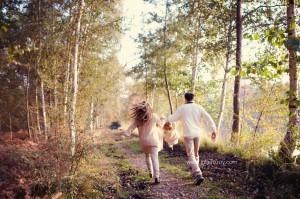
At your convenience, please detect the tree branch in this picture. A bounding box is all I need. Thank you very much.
[243,4,286,21]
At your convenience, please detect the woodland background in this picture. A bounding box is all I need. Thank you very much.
[0,0,300,198]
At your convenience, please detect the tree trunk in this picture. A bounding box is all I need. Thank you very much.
[191,17,201,94]
[9,113,12,141]
[64,53,71,127]
[89,100,94,132]
[36,0,42,138]
[95,116,99,129]
[26,66,32,139]
[231,0,242,144]
[35,83,41,136]
[217,22,233,133]
[69,0,84,156]
[41,81,48,140]
[54,78,57,113]
[53,77,58,135]
[217,55,230,133]
[63,5,74,127]
[163,0,173,114]
[280,0,298,160]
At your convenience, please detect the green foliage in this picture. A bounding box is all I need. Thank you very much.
[244,53,287,81]
[0,0,123,132]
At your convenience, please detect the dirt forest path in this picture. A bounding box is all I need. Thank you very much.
[101,129,250,199]
[117,139,204,199]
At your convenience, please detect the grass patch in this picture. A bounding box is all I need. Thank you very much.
[126,139,143,154]
[62,141,151,198]
[160,162,190,179]
[160,153,190,179]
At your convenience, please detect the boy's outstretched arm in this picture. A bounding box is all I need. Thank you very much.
[167,108,182,123]
[201,108,217,141]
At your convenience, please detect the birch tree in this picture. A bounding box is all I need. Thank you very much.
[70,0,85,156]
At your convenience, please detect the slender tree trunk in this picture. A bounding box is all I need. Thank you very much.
[280,0,298,160]
[231,0,242,143]
[41,81,48,140]
[54,78,57,113]
[95,116,99,129]
[53,77,58,135]
[191,17,201,93]
[36,0,42,138]
[69,0,84,156]
[64,54,71,127]
[9,113,12,141]
[217,22,233,133]
[63,5,74,127]
[26,66,32,139]
[217,55,230,132]
[175,92,178,109]
[36,83,41,136]
[240,86,246,142]
[89,100,94,132]
[163,0,173,114]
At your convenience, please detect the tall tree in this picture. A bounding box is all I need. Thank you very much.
[232,0,242,143]
[217,19,234,133]
[280,0,298,160]
[70,0,85,156]
[191,16,201,94]
[163,0,173,114]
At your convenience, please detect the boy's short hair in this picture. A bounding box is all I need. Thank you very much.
[184,92,194,102]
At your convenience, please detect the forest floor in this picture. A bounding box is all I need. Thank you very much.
[1,129,300,199]
[110,131,252,199]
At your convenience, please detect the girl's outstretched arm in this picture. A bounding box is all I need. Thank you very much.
[123,121,137,137]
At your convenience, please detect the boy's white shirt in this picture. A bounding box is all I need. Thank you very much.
[167,103,217,139]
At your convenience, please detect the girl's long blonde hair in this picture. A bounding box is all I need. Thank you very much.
[130,101,153,127]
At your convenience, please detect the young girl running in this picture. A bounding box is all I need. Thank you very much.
[123,101,163,184]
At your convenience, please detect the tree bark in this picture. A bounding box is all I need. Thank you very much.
[35,83,41,136]
[9,113,12,141]
[26,66,32,139]
[64,51,71,127]
[53,77,58,135]
[41,81,48,140]
[191,17,201,94]
[163,0,173,114]
[69,0,84,156]
[96,116,100,129]
[231,0,242,144]
[89,100,94,132]
[63,5,74,127]
[217,54,230,132]
[217,22,233,133]
[280,0,298,160]
[35,0,42,138]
